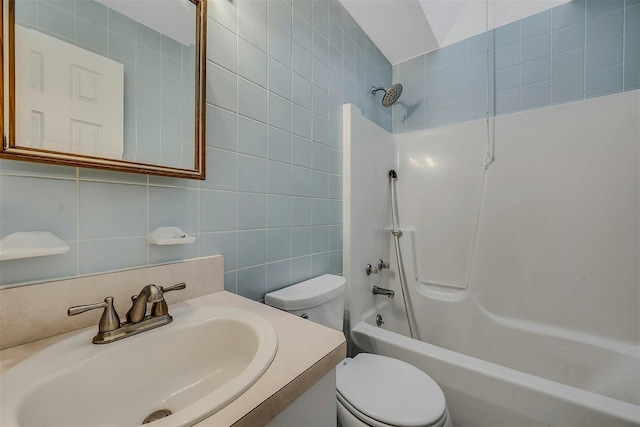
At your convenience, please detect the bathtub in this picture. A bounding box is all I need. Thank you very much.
[350,311,640,427]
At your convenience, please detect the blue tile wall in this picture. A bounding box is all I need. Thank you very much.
[1,0,392,300]
[393,0,639,132]
[14,0,196,168]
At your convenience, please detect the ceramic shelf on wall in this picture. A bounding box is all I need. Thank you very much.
[0,231,70,261]
[147,226,195,246]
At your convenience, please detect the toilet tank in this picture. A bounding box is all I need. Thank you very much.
[264,274,346,331]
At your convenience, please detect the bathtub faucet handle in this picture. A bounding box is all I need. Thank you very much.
[378,260,390,270]
[366,264,379,275]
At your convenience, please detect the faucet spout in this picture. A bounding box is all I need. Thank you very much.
[126,284,164,324]
[372,286,395,298]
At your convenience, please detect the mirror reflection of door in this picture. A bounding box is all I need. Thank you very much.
[13,0,197,169]
[16,25,125,159]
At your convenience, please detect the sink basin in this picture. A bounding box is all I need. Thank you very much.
[0,305,278,427]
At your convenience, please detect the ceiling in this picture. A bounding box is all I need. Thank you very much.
[338,0,571,65]
[96,0,195,45]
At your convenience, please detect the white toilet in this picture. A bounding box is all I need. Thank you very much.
[265,274,452,427]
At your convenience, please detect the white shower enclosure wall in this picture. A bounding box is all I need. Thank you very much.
[342,90,640,426]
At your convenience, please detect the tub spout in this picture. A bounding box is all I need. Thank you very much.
[373,286,394,298]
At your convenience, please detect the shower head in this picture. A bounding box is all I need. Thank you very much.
[389,170,397,180]
[371,84,403,107]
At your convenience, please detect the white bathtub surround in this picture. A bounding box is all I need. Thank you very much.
[342,104,399,346]
[397,90,639,346]
[0,257,346,426]
[342,90,640,426]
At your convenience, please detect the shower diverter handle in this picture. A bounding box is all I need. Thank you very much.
[366,264,378,275]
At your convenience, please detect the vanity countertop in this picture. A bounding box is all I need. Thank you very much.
[0,290,347,426]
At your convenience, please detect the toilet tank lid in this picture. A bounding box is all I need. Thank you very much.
[265,274,346,310]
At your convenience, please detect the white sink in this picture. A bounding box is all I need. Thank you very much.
[0,306,278,427]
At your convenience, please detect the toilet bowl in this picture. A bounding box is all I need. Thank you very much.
[336,354,451,427]
[265,274,452,427]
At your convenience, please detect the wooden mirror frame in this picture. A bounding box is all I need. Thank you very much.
[0,0,206,180]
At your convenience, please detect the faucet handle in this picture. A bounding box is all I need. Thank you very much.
[152,282,187,317]
[160,282,186,293]
[68,297,121,333]
[366,264,379,275]
[378,260,390,270]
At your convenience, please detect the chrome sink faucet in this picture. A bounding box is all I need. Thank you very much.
[68,282,186,344]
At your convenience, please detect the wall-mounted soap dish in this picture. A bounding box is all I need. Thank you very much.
[0,231,70,261]
[147,227,195,245]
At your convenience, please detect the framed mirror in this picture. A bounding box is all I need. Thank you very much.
[1,0,206,179]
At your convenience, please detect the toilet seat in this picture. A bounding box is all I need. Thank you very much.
[337,394,449,427]
[336,354,447,427]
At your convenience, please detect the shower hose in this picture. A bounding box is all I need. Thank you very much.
[389,170,419,340]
